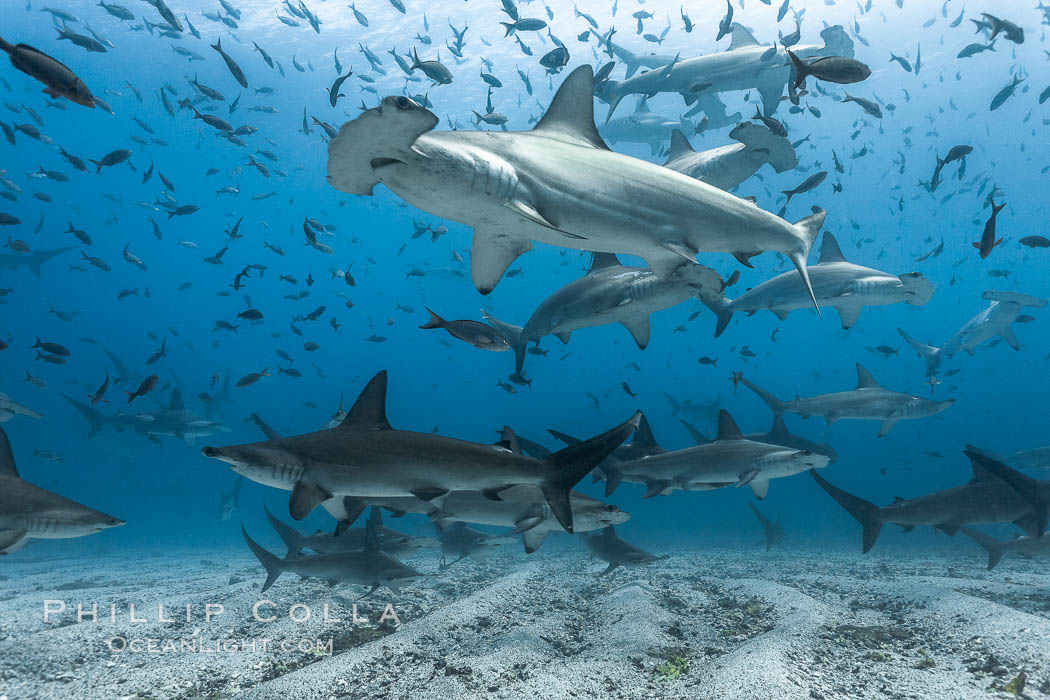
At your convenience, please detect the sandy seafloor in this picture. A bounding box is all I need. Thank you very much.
[0,540,1048,700]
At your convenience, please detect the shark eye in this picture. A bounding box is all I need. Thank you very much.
[395,96,410,109]
[605,505,618,512]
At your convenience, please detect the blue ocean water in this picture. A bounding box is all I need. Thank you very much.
[1,0,1048,563]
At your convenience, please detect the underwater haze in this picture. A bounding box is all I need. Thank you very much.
[1,0,1050,697]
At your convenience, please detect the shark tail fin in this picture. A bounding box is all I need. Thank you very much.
[541,412,640,533]
[740,377,786,417]
[701,293,734,338]
[964,445,1048,537]
[810,469,883,553]
[602,80,625,124]
[242,526,284,592]
[264,506,305,559]
[897,328,941,375]
[960,527,1006,570]
[790,207,825,316]
[62,393,106,438]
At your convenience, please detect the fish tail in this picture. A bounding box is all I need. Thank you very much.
[810,469,883,553]
[264,506,305,559]
[242,526,284,591]
[541,413,640,533]
[418,307,445,329]
[960,527,1006,570]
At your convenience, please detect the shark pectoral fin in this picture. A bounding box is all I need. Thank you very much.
[898,524,915,533]
[749,477,770,500]
[380,576,403,596]
[621,316,651,349]
[342,497,367,528]
[599,561,620,576]
[510,516,544,535]
[999,326,1019,350]
[757,78,784,117]
[470,228,532,295]
[736,468,759,488]
[356,584,381,602]
[837,305,861,330]
[642,480,671,498]
[824,413,839,425]
[934,523,960,537]
[504,198,569,234]
[645,244,695,280]
[481,487,509,501]
[604,467,624,497]
[877,419,897,437]
[553,331,571,344]
[0,530,29,555]
[289,481,332,520]
[522,527,549,553]
[410,487,450,504]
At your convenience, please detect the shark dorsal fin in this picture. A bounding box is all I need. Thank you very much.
[717,410,744,440]
[169,389,185,411]
[588,252,621,274]
[632,411,659,448]
[728,25,761,50]
[533,65,610,150]
[369,505,383,526]
[341,371,392,430]
[498,426,523,454]
[818,232,847,264]
[635,96,651,113]
[855,364,882,390]
[964,445,1000,483]
[0,427,17,479]
[768,414,790,439]
[892,496,906,503]
[665,129,695,163]
[364,519,380,552]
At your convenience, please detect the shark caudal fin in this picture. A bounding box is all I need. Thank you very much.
[481,310,527,376]
[62,393,107,438]
[701,293,735,338]
[964,445,1048,537]
[740,378,787,417]
[790,207,825,316]
[541,413,640,533]
[960,527,1007,570]
[729,121,798,173]
[897,328,942,376]
[264,506,306,559]
[242,525,284,592]
[810,469,883,553]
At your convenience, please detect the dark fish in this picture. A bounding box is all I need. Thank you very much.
[787,51,871,89]
[126,374,158,403]
[1019,235,1050,249]
[419,308,509,351]
[89,148,131,174]
[972,198,1006,259]
[0,38,94,107]
[211,38,248,89]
